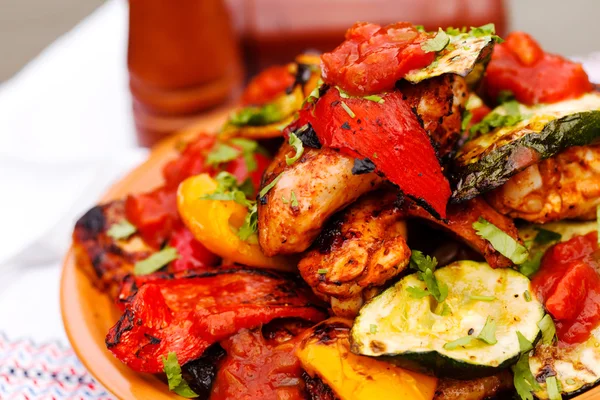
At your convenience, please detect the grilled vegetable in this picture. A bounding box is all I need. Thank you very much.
[404,34,494,86]
[452,92,600,201]
[530,325,600,398]
[351,261,545,378]
[296,318,437,400]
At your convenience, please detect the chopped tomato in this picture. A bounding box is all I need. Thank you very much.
[289,88,450,218]
[106,269,327,373]
[531,232,600,344]
[163,133,217,189]
[321,22,435,95]
[483,32,592,105]
[211,328,306,400]
[241,65,295,106]
[125,187,179,248]
[168,226,220,272]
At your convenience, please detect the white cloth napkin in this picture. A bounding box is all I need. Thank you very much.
[0,0,146,344]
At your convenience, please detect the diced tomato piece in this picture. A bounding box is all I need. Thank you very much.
[241,65,295,106]
[125,187,179,248]
[321,22,435,95]
[484,32,592,105]
[106,269,326,373]
[289,88,450,218]
[163,134,217,189]
[168,226,220,272]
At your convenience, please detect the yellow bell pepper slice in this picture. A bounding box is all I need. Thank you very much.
[297,318,437,400]
[177,173,296,271]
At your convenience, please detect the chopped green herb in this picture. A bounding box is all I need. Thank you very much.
[469,23,504,43]
[470,110,524,136]
[107,219,137,240]
[229,103,282,126]
[444,335,476,350]
[470,294,496,302]
[409,251,447,302]
[461,110,473,132]
[423,268,448,303]
[230,138,260,172]
[305,79,324,105]
[317,268,328,274]
[237,203,258,241]
[516,331,534,353]
[206,143,240,166]
[135,247,179,276]
[286,132,304,166]
[340,102,356,118]
[473,217,529,264]
[407,286,430,299]
[503,100,521,116]
[290,191,299,208]
[463,45,470,50]
[372,152,378,159]
[538,314,557,345]
[363,94,385,103]
[282,195,289,204]
[409,250,438,272]
[421,28,450,52]
[524,290,532,302]
[445,26,465,36]
[440,303,452,316]
[259,173,283,198]
[546,376,562,400]
[370,324,378,334]
[238,178,255,198]
[497,90,515,103]
[477,316,498,345]
[512,331,539,400]
[162,352,199,398]
[414,25,425,32]
[534,227,562,245]
[519,252,544,277]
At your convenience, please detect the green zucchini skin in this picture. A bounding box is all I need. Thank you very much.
[350,261,545,380]
[452,110,600,202]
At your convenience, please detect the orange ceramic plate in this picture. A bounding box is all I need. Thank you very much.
[60,108,230,399]
[61,106,600,400]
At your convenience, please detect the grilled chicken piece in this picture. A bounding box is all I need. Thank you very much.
[258,145,382,256]
[298,191,409,317]
[258,75,468,257]
[434,372,513,400]
[397,74,468,159]
[73,201,152,298]
[486,145,600,223]
[407,197,521,268]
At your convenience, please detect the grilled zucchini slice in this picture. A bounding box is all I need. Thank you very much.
[404,34,494,86]
[452,92,600,201]
[351,261,544,379]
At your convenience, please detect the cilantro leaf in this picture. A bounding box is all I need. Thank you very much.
[477,316,497,345]
[409,250,438,272]
[422,268,448,303]
[370,324,378,333]
[259,173,283,198]
[230,138,260,172]
[134,247,179,276]
[461,110,473,132]
[286,132,304,166]
[516,331,534,353]
[497,90,515,103]
[469,23,504,43]
[443,335,476,350]
[470,111,523,136]
[162,352,199,398]
[534,227,562,245]
[470,294,496,302]
[524,290,532,302]
[407,286,430,299]
[473,217,529,264]
[107,219,137,240]
[422,28,450,52]
[317,268,328,274]
[206,143,240,166]
[519,251,544,277]
[537,314,557,345]
[363,94,385,103]
[340,102,356,118]
[290,190,299,208]
[229,103,282,126]
[512,331,540,400]
[237,203,258,241]
[414,25,426,32]
[546,376,562,400]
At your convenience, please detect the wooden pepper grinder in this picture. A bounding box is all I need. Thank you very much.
[128,0,242,146]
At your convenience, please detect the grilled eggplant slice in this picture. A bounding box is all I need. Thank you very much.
[452,93,600,202]
[351,261,544,379]
[404,34,494,86]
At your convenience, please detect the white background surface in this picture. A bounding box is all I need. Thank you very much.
[0,0,598,347]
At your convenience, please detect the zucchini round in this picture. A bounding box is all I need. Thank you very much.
[350,261,545,379]
[452,93,600,202]
[530,325,600,399]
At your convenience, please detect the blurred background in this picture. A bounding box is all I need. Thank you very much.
[2,0,600,83]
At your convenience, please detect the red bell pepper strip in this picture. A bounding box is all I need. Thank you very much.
[106,269,327,373]
[291,88,450,218]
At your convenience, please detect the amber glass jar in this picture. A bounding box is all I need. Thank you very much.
[128,0,242,146]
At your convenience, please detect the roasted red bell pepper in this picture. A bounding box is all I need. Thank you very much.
[106,269,327,373]
[241,65,295,106]
[168,226,221,272]
[290,88,450,218]
[321,22,435,96]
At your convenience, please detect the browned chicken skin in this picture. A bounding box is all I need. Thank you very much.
[258,75,468,257]
[298,191,409,317]
[486,145,600,223]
